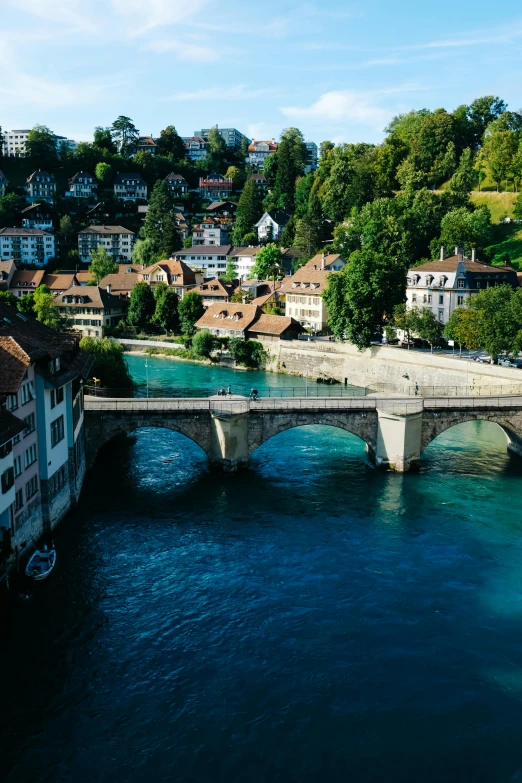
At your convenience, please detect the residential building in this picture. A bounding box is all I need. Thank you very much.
[281,253,347,332]
[78,225,135,263]
[54,136,77,154]
[197,128,249,149]
[249,173,267,191]
[10,271,77,299]
[0,305,92,568]
[113,173,148,202]
[134,136,157,154]
[2,129,31,157]
[183,136,208,161]
[251,282,285,314]
[192,217,230,246]
[26,170,56,204]
[205,201,237,218]
[194,279,236,308]
[0,170,8,196]
[0,228,55,266]
[67,171,97,199]
[139,260,198,298]
[199,173,233,200]
[406,247,519,325]
[165,172,189,195]
[195,302,303,340]
[230,246,262,281]
[305,141,318,173]
[0,408,26,575]
[175,212,190,241]
[247,140,278,169]
[255,210,291,242]
[55,286,127,338]
[99,272,139,300]
[0,260,17,291]
[174,245,233,278]
[21,203,54,232]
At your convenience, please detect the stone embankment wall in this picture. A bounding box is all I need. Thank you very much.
[263,340,522,394]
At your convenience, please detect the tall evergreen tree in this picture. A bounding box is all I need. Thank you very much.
[127,282,156,330]
[142,180,181,258]
[273,127,307,210]
[110,116,139,156]
[232,179,262,245]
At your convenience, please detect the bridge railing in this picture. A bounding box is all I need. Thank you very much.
[84,384,368,399]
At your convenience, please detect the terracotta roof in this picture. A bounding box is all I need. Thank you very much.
[75,271,93,283]
[248,314,301,336]
[205,201,237,211]
[141,259,196,286]
[175,245,232,257]
[196,279,235,298]
[412,255,516,273]
[42,274,78,291]
[78,225,134,235]
[304,253,345,270]
[195,303,260,331]
[118,263,142,273]
[230,246,261,258]
[10,270,45,288]
[251,292,276,307]
[0,259,15,277]
[248,140,278,152]
[56,285,124,309]
[99,272,139,293]
[136,136,157,147]
[280,266,333,296]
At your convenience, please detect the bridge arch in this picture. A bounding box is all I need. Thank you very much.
[85,411,213,468]
[247,410,378,457]
[421,411,522,458]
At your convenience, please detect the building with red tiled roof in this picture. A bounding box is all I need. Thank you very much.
[195,302,304,341]
[139,260,199,298]
[55,286,127,338]
[194,278,237,308]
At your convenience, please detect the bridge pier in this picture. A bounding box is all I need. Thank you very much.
[210,409,249,473]
[373,408,423,472]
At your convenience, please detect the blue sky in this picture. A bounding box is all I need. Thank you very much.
[1,0,521,146]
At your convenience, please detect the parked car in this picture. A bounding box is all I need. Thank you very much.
[475,353,492,363]
[499,358,522,368]
[399,339,414,348]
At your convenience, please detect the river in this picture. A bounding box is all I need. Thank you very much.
[2,354,522,782]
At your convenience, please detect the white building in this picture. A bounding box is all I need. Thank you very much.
[78,225,135,263]
[197,128,249,149]
[174,245,232,278]
[1,130,30,157]
[26,170,56,203]
[192,217,229,246]
[67,171,97,199]
[255,210,290,242]
[183,136,208,161]
[0,228,55,266]
[229,246,262,281]
[281,253,346,332]
[247,140,278,169]
[406,247,519,325]
[113,173,147,202]
[55,286,127,338]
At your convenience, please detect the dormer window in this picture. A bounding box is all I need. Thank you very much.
[438,276,447,287]
[425,275,434,286]
[457,279,465,289]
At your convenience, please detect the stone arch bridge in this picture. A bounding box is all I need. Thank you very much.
[84,395,522,473]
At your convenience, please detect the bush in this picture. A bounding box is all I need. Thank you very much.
[229,338,266,368]
[191,329,215,359]
[80,337,135,391]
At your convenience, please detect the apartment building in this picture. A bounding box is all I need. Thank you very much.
[192,217,230,246]
[26,170,57,203]
[55,286,127,338]
[139,260,198,298]
[21,203,54,232]
[183,136,208,161]
[9,270,78,298]
[0,306,92,570]
[247,140,278,169]
[1,130,30,157]
[229,246,262,281]
[78,225,135,263]
[0,170,8,196]
[197,128,249,149]
[174,246,233,278]
[0,228,55,266]
[281,253,346,332]
[134,136,158,154]
[113,173,148,202]
[199,173,233,200]
[67,171,97,199]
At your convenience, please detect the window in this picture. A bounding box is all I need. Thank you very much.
[23,412,35,437]
[50,415,65,447]
[13,455,22,477]
[14,488,23,513]
[1,467,14,494]
[24,443,37,468]
[50,387,64,409]
[21,382,35,404]
[457,279,465,289]
[427,294,432,304]
[25,475,38,501]
[6,393,18,411]
[457,295,464,306]
[438,309,444,322]
[439,295,444,305]
[49,464,68,496]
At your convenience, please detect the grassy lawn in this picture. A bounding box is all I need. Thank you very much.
[470,191,518,222]
[486,223,522,269]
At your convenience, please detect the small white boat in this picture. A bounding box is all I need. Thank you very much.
[25,547,56,580]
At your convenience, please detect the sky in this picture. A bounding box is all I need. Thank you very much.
[1,0,522,146]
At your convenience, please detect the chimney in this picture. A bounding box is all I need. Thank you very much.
[321,252,326,270]
[471,248,476,262]
[106,283,112,294]
[440,246,446,261]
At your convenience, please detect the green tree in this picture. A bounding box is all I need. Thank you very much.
[273,127,307,210]
[480,129,519,190]
[132,237,159,268]
[33,284,61,329]
[465,96,507,147]
[221,260,237,282]
[0,193,27,225]
[468,285,522,359]
[142,180,181,257]
[444,307,480,353]
[430,205,493,259]
[225,165,243,189]
[514,193,522,220]
[448,147,475,196]
[320,143,377,221]
[93,127,117,154]
[59,215,74,241]
[16,292,36,316]
[416,308,444,352]
[229,338,266,368]
[152,287,179,334]
[191,329,215,358]
[110,115,139,156]
[178,291,204,336]
[0,291,17,307]
[80,337,134,390]
[127,282,156,330]
[252,243,283,280]
[206,126,227,169]
[95,161,113,185]
[294,182,323,256]
[390,303,421,345]
[232,178,262,245]
[156,125,185,159]
[88,246,118,284]
[25,125,58,167]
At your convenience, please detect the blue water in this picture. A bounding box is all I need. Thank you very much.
[2,355,522,782]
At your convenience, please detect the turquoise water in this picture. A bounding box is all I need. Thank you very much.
[2,354,522,782]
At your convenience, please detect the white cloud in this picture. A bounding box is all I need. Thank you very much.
[111,0,210,36]
[143,38,219,61]
[167,84,278,101]
[8,0,100,33]
[281,90,392,128]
